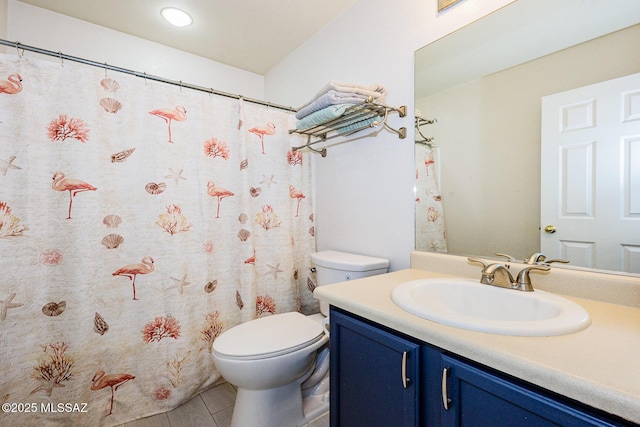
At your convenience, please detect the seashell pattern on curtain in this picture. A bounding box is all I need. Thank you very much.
[0,54,316,426]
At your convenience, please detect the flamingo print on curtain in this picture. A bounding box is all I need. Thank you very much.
[0,54,315,426]
[415,142,448,252]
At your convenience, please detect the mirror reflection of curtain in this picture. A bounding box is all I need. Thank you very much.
[0,54,315,426]
[415,143,447,252]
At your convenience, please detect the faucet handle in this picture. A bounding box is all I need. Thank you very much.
[544,259,570,265]
[467,258,489,268]
[494,252,516,262]
[515,266,550,292]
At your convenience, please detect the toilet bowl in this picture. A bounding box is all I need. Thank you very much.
[212,312,329,427]
[212,251,389,427]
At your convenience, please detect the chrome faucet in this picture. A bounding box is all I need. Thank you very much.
[525,253,547,264]
[479,263,515,288]
[495,252,570,265]
[524,252,570,266]
[468,258,550,292]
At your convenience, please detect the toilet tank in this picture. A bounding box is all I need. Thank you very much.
[310,250,389,316]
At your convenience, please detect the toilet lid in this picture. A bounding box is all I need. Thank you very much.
[212,312,324,359]
[310,250,389,271]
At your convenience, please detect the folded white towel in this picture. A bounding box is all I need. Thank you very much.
[298,81,387,111]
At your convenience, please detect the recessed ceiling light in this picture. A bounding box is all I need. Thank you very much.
[161,7,193,27]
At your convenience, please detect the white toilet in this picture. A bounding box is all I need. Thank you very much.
[211,250,389,427]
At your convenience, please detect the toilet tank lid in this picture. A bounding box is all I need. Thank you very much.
[212,312,323,358]
[310,250,389,271]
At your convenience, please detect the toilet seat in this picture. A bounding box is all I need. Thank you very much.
[213,312,325,360]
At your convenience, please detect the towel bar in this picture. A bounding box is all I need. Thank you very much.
[415,115,437,147]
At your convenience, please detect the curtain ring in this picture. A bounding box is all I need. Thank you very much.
[143,72,148,86]
[58,51,64,67]
[104,63,108,77]
[15,42,24,58]
[179,80,183,93]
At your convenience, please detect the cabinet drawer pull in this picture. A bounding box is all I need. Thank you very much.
[401,351,410,388]
[442,366,451,410]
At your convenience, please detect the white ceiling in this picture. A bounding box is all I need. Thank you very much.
[17,0,359,75]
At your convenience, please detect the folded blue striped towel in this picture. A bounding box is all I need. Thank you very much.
[295,104,355,130]
[295,90,370,120]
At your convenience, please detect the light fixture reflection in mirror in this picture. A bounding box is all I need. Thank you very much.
[414,0,640,275]
[438,0,464,12]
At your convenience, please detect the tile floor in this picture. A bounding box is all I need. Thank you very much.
[119,381,330,427]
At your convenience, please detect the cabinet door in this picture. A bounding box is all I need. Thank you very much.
[330,308,420,427]
[440,354,625,427]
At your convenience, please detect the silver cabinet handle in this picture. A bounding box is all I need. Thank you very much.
[401,351,410,388]
[442,367,451,410]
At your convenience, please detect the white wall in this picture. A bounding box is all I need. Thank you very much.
[0,0,7,42]
[5,0,264,98]
[265,0,514,270]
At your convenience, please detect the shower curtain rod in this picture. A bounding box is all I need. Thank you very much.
[0,39,297,113]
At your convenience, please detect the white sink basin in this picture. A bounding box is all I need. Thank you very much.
[391,278,591,336]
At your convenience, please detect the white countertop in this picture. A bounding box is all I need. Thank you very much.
[314,268,640,424]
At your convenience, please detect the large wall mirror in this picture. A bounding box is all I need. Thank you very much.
[415,0,640,275]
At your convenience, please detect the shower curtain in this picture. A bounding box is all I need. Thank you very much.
[0,54,316,426]
[415,143,447,252]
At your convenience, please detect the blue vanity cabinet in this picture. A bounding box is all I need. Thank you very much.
[438,353,631,426]
[331,308,635,427]
[330,308,420,427]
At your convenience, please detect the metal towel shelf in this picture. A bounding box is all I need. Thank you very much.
[415,116,437,147]
[289,99,407,157]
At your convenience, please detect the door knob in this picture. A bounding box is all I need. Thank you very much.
[544,225,556,234]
